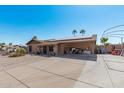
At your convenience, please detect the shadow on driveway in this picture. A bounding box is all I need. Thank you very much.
[36,54,97,62]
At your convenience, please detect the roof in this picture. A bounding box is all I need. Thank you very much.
[47,37,92,42]
[26,34,97,45]
[26,39,43,45]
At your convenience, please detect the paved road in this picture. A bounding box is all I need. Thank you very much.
[0,54,124,88]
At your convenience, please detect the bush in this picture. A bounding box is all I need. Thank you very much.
[9,48,26,57]
[16,48,26,54]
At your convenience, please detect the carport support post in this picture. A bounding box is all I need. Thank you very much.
[46,46,49,55]
[54,44,58,55]
[91,47,95,54]
[59,44,64,55]
[91,43,95,54]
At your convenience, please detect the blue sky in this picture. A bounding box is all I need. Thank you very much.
[0,5,124,45]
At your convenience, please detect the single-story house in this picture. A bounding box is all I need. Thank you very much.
[26,34,97,55]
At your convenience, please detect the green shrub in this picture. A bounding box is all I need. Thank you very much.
[9,48,26,57]
[16,48,26,54]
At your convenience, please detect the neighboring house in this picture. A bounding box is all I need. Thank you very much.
[26,34,97,55]
[0,44,27,55]
[106,44,123,53]
[96,44,123,54]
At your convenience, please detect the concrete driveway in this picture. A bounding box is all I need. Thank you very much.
[0,54,124,88]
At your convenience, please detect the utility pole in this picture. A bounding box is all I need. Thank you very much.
[121,37,124,56]
[121,37,123,46]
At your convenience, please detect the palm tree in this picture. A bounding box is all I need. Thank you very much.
[32,36,37,40]
[72,30,77,37]
[80,29,86,37]
[100,37,109,53]
[100,37,108,46]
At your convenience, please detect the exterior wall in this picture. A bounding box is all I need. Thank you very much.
[96,44,123,53]
[27,41,96,55]
[28,44,39,54]
[106,44,122,53]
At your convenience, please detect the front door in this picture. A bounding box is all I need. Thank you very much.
[29,46,32,53]
[49,45,53,52]
[43,46,47,54]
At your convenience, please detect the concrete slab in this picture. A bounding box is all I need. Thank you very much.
[0,65,4,71]
[23,74,76,88]
[109,70,124,88]
[75,56,113,88]
[40,61,85,80]
[28,57,61,70]
[1,54,124,88]
[102,55,124,63]
[0,55,47,70]
[7,65,77,88]
[73,81,97,88]
[7,66,42,80]
[0,71,26,88]
[28,55,112,87]
[107,62,124,72]
[102,54,124,87]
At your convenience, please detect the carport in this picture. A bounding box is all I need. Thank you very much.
[57,39,96,55]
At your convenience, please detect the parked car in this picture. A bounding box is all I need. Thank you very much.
[112,49,121,55]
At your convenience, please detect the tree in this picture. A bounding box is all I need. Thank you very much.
[100,37,108,45]
[72,30,77,37]
[0,43,5,46]
[32,36,37,40]
[100,37,109,53]
[9,43,12,46]
[80,29,86,36]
